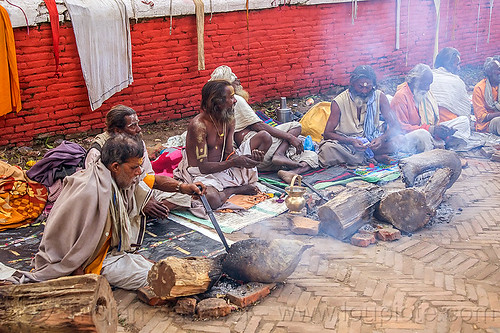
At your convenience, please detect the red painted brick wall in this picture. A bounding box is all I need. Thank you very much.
[1,0,498,146]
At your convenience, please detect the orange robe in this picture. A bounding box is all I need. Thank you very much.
[0,5,22,116]
[472,79,499,132]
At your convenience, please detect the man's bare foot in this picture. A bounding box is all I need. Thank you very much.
[288,162,311,175]
[232,184,259,195]
[278,170,299,184]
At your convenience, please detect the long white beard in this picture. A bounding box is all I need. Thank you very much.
[413,90,427,105]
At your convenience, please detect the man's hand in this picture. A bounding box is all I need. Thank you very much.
[143,197,170,219]
[251,149,265,162]
[368,137,383,151]
[350,138,368,150]
[432,125,456,140]
[287,135,304,154]
[179,182,206,196]
[231,155,261,168]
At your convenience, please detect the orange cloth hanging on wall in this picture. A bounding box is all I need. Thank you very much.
[0,5,22,117]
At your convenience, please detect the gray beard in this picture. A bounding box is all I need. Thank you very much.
[352,96,368,108]
[217,106,235,123]
[413,90,427,105]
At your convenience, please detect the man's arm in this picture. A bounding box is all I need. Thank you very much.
[186,118,260,174]
[248,121,304,153]
[323,101,366,149]
[390,94,431,133]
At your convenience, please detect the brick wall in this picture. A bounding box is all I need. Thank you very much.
[1,0,498,146]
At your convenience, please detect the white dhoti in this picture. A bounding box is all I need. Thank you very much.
[441,115,471,140]
[174,140,258,192]
[241,122,319,171]
[101,253,153,290]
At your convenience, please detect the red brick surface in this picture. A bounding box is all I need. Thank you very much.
[226,283,275,308]
[351,233,377,247]
[196,298,232,319]
[3,1,498,146]
[174,297,197,315]
[377,228,402,241]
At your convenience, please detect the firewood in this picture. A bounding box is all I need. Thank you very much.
[317,185,385,240]
[222,238,311,283]
[398,149,461,188]
[148,256,222,298]
[377,168,453,232]
[0,274,117,333]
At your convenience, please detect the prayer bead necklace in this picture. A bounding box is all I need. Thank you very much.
[209,114,226,138]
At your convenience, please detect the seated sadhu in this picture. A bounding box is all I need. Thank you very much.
[318,65,427,167]
[86,105,192,219]
[430,47,473,123]
[391,63,470,149]
[208,65,319,174]
[174,80,265,209]
[9,135,205,290]
[472,56,500,135]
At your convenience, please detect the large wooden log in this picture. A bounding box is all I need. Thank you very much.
[399,149,461,188]
[377,168,453,232]
[0,274,117,333]
[317,185,385,240]
[222,238,311,283]
[148,256,222,298]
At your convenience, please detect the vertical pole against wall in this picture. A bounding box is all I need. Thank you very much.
[193,0,205,70]
[396,0,401,50]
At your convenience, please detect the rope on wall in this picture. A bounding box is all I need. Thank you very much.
[3,0,29,34]
[351,0,358,25]
[487,0,493,43]
[475,1,480,52]
[169,0,173,34]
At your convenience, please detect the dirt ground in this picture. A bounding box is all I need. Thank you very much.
[0,65,484,169]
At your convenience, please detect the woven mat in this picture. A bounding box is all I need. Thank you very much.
[170,198,288,234]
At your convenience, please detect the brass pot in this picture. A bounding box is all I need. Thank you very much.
[284,175,307,213]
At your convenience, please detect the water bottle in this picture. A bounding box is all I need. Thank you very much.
[277,97,292,123]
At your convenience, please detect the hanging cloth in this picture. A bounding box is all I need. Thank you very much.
[63,0,133,111]
[0,5,22,117]
[43,0,60,76]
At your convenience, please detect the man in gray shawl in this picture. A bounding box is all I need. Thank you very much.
[473,56,500,135]
[11,135,204,290]
[208,65,319,175]
[86,105,192,218]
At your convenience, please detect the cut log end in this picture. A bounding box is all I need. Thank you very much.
[0,274,117,333]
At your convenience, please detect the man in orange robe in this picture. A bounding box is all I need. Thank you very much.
[473,56,500,135]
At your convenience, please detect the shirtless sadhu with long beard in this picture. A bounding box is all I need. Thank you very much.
[174,80,269,209]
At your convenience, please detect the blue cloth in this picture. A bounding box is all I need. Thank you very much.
[350,90,381,142]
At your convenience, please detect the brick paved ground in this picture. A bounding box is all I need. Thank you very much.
[115,155,500,332]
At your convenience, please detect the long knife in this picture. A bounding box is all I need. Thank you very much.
[197,187,230,252]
